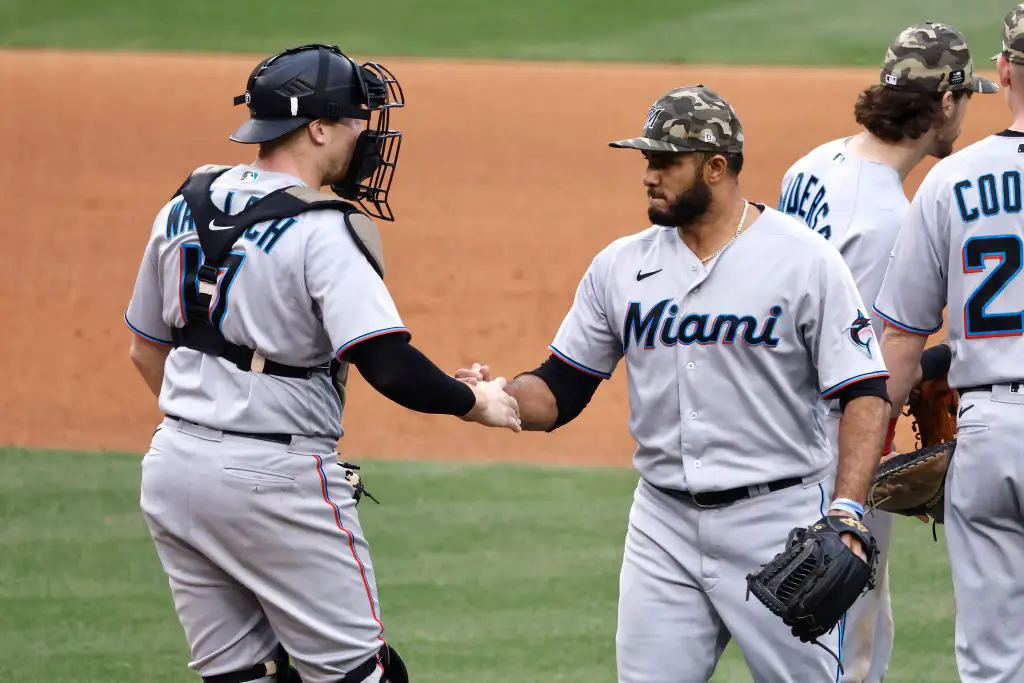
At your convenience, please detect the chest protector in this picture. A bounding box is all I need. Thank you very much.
[170,165,386,406]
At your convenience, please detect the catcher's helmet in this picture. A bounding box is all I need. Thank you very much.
[230,43,405,221]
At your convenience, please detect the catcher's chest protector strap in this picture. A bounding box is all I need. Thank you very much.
[172,166,386,379]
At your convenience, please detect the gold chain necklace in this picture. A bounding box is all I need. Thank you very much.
[700,199,750,265]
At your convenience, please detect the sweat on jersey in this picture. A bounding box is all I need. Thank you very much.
[875,130,1024,389]
[124,164,409,440]
[549,205,889,493]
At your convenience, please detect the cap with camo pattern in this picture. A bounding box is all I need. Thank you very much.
[880,21,999,94]
[993,4,1024,65]
[609,84,744,154]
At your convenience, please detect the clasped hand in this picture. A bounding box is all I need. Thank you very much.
[455,363,521,432]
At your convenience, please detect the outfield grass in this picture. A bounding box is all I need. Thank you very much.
[0,0,1012,66]
[0,447,959,682]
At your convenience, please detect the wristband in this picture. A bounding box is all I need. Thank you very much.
[829,498,865,519]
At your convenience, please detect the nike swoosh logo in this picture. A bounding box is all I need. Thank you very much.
[636,268,663,281]
[208,220,236,232]
[958,404,974,419]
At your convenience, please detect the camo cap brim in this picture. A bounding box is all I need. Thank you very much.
[881,21,999,94]
[992,4,1024,66]
[609,84,744,155]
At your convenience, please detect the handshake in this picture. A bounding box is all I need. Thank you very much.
[454,362,523,433]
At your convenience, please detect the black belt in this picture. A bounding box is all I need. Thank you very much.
[957,382,1024,397]
[166,415,292,445]
[651,476,803,508]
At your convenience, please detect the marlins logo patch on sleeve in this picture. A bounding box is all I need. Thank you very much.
[846,310,875,358]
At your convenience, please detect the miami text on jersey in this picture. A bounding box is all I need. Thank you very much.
[623,300,783,351]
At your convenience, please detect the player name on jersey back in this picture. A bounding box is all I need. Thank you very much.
[876,132,1024,389]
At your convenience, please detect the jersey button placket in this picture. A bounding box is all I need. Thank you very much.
[679,275,705,489]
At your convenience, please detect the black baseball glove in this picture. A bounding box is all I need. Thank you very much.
[745,514,879,667]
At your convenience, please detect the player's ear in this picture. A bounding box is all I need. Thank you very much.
[700,153,729,185]
[940,91,956,120]
[998,54,1013,89]
[306,119,329,146]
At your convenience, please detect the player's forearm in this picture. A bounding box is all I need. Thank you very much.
[834,395,889,505]
[880,326,930,419]
[129,336,170,398]
[504,374,558,431]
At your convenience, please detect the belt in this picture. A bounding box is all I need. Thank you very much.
[957,382,1024,397]
[165,415,292,445]
[651,476,803,508]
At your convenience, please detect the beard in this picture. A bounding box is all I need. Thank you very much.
[647,175,713,228]
[930,135,956,160]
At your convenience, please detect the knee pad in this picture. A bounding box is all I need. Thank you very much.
[202,644,299,683]
[380,644,408,683]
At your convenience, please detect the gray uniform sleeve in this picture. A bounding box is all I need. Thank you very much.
[874,173,949,334]
[549,253,622,379]
[803,244,890,398]
[834,208,904,340]
[124,231,174,346]
[305,219,408,360]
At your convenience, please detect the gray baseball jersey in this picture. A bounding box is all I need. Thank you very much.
[779,137,910,343]
[875,131,1024,389]
[779,137,907,683]
[549,204,888,493]
[124,163,408,439]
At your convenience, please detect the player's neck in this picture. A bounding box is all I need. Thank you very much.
[251,155,324,191]
[676,195,751,259]
[846,132,927,181]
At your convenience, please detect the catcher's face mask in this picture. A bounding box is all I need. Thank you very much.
[330,61,405,222]
[231,43,405,222]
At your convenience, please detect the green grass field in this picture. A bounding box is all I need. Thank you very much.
[0,0,1014,65]
[0,448,959,682]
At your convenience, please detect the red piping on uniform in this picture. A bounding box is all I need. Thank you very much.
[313,454,385,642]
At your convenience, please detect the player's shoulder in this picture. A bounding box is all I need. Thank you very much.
[751,205,840,256]
[920,134,1009,188]
[783,137,850,174]
[590,225,669,266]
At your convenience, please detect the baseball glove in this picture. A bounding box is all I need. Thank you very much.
[868,378,958,523]
[746,515,878,670]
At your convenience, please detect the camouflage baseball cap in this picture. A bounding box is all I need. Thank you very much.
[993,4,1024,65]
[609,84,743,154]
[880,21,998,94]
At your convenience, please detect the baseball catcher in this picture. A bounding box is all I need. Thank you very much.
[870,343,957,527]
[746,514,880,673]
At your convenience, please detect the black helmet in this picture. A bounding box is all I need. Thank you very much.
[230,43,405,221]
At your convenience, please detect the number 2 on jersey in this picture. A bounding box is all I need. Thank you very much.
[179,244,246,329]
[963,235,1024,338]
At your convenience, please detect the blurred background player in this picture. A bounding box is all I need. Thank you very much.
[777,21,996,683]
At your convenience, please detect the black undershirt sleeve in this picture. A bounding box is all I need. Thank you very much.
[346,333,476,416]
[523,354,603,430]
[837,376,890,412]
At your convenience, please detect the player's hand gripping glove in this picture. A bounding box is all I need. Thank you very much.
[868,378,958,524]
[745,514,879,671]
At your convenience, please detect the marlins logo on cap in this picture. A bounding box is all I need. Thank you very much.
[609,84,744,154]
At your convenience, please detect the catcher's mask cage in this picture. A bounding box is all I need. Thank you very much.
[231,43,406,222]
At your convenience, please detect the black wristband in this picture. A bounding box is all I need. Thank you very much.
[920,343,952,382]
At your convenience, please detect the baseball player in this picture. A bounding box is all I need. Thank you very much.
[876,6,1024,682]
[124,44,520,683]
[777,22,997,683]
[458,85,890,682]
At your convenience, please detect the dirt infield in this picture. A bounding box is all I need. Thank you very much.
[0,49,1006,466]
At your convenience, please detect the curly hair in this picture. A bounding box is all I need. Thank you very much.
[854,85,970,143]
